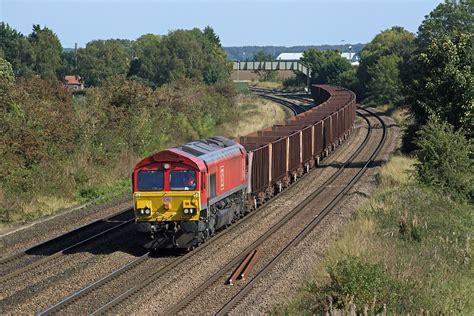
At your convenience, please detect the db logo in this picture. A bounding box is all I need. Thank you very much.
[162,196,172,204]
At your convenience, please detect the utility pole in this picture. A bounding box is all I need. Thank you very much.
[74,43,78,76]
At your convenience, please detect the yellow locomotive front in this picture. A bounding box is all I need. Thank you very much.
[133,158,205,249]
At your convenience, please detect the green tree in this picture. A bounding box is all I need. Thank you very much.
[203,26,221,46]
[403,0,473,132]
[58,50,76,79]
[0,22,34,77]
[301,49,352,85]
[357,26,415,103]
[127,34,161,85]
[28,24,62,81]
[152,28,231,86]
[366,55,403,105]
[77,39,130,86]
[201,26,232,84]
[153,29,204,85]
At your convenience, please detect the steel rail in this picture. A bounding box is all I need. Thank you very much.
[45,151,344,316]
[51,152,339,315]
[0,211,134,284]
[240,248,261,281]
[85,94,361,315]
[37,252,151,315]
[253,88,316,114]
[227,250,255,286]
[255,93,308,114]
[0,200,132,266]
[163,111,374,315]
[216,107,387,315]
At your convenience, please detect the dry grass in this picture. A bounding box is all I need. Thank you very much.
[391,107,410,126]
[374,103,391,113]
[5,195,77,225]
[377,155,415,189]
[322,155,416,268]
[373,104,411,127]
[216,95,289,139]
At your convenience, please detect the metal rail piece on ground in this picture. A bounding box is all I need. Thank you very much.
[228,250,254,286]
[227,248,260,285]
[240,248,260,281]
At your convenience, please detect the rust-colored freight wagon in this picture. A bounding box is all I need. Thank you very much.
[239,84,356,210]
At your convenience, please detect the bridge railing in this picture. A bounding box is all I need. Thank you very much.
[233,61,309,76]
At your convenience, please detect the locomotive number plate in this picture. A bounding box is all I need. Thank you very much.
[162,196,172,204]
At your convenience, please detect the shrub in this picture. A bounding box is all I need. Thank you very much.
[0,76,237,223]
[414,117,473,200]
[325,258,415,313]
[282,76,306,90]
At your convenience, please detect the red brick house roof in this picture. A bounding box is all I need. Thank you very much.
[64,75,82,85]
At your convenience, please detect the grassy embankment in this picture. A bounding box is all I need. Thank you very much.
[216,95,289,139]
[274,106,473,314]
[0,81,287,230]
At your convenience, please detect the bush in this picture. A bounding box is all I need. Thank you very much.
[0,76,237,223]
[282,76,306,90]
[324,258,415,313]
[414,117,473,200]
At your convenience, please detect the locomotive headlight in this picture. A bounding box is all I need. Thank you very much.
[138,208,151,215]
[184,208,189,214]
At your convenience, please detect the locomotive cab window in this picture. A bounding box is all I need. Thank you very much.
[170,170,196,191]
[137,170,164,191]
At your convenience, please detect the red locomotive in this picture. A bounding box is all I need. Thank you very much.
[132,85,356,250]
[133,137,247,249]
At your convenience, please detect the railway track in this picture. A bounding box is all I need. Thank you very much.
[0,206,133,284]
[249,87,311,114]
[33,88,386,315]
[70,105,377,315]
[41,159,344,315]
[162,106,385,315]
[38,90,363,315]
[37,251,151,315]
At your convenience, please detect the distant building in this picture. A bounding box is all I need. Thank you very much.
[341,52,360,66]
[64,75,84,91]
[276,51,360,66]
[276,52,304,60]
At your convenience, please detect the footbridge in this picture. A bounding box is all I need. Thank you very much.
[232,60,311,88]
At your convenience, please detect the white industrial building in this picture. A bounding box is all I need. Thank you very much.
[276,51,359,66]
[276,52,304,60]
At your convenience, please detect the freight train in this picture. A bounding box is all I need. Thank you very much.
[132,85,356,250]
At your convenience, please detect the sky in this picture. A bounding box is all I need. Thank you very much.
[1,0,443,48]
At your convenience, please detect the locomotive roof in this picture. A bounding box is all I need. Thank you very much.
[176,136,236,156]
